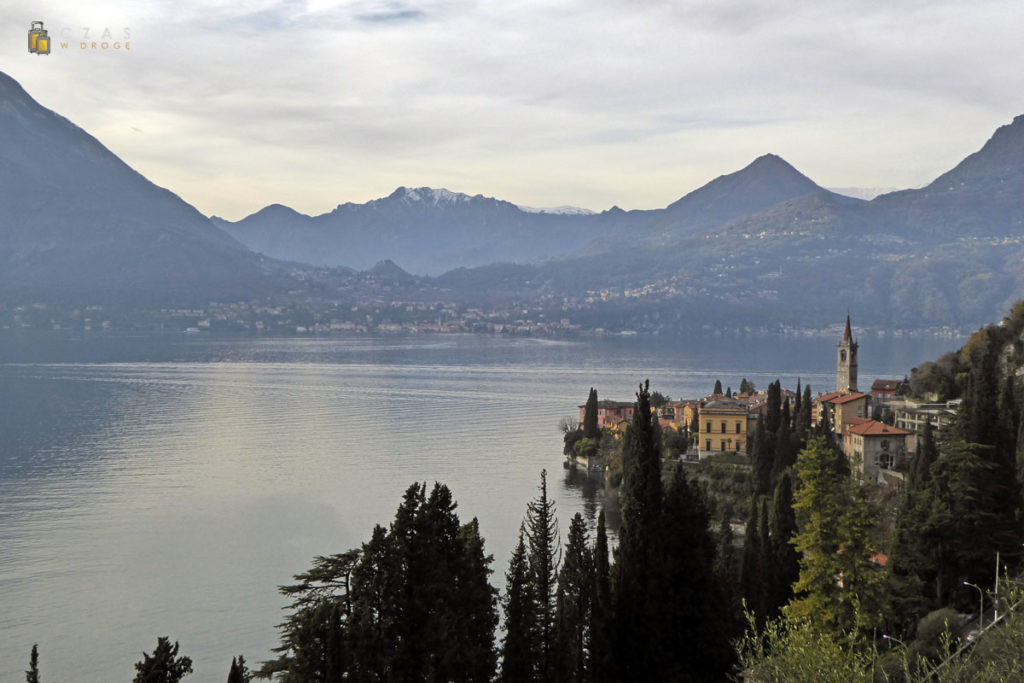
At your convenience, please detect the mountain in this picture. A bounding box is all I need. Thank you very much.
[215,187,627,275]
[436,115,1024,331]
[0,71,272,304]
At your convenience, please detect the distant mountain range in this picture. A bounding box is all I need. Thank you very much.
[1,69,1022,332]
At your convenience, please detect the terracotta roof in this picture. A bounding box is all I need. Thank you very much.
[816,391,844,403]
[844,417,871,429]
[700,398,748,413]
[872,379,902,392]
[847,420,910,436]
[831,392,869,405]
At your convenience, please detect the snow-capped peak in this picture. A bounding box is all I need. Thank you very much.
[517,204,596,216]
[392,187,473,205]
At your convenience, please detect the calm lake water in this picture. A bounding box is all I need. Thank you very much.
[0,331,959,680]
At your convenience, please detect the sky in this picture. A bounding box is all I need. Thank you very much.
[2,0,1024,220]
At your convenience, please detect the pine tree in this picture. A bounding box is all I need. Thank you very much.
[589,511,614,683]
[525,470,560,681]
[554,513,593,683]
[133,637,193,683]
[501,529,537,683]
[26,644,39,683]
[583,388,600,440]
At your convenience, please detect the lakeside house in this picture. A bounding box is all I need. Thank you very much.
[577,399,635,429]
[697,398,751,457]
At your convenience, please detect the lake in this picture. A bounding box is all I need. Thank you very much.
[0,331,959,680]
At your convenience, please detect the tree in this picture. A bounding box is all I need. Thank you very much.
[714,379,723,395]
[589,511,614,683]
[26,644,39,683]
[768,472,800,620]
[649,390,671,408]
[613,380,663,680]
[765,380,782,435]
[787,436,882,637]
[525,469,560,681]
[501,529,537,683]
[740,378,756,395]
[554,513,593,683]
[583,389,600,440]
[227,656,251,683]
[262,482,498,683]
[134,638,193,683]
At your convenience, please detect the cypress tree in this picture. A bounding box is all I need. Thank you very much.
[525,470,560,681]
[769,472,800,618]
[741,496,764,624]
[554,513,593,683]
[226,656,250,683]
[26,644,39,683]
[501,529,537,683]
[765,380,782,435]
[589,511,613,683]
[583,388,600,440]
[751,417,773,496]
[795,383,813,444]
[714,379,723,395]
[613,380,662,681]
[455,518,500,682]
[656,467,737,680]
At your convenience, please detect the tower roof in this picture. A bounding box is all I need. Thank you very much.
[843,314,852,342]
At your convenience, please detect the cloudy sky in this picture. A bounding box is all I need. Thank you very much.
[3,0,1023,219]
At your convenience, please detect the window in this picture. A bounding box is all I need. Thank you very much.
[705,440,711,452]
[841,350,847,361]
[736,421,742,434]
[706,421,712,433]
[720,440,726,451]
[720,421,726,433]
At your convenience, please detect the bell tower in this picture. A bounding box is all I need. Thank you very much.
[837,314,858,393]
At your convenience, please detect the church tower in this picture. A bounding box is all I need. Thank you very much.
[836,314,858,393]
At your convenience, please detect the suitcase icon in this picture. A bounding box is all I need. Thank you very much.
[29,21,50,55]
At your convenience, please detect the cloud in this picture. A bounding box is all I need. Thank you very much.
[3,0,1023,218]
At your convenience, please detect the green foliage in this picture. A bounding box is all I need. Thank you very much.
[501,530,536,683]
[572,437,598,459]
[227,656,252,683]
[133,637,193,683]
[553,513,592,683]
[713,379,723,395]
[525,470,560,681]
[740,378,755,394]
[589,511,614,683]
[649,390,670,408]
[583,388,600,440]
[25,644,39,683]
[737,611,875,683]
[787,436,883,636]
[260,482,498,683]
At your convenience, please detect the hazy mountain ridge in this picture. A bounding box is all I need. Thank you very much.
[0,71,275,304]
[2,69,1023,333]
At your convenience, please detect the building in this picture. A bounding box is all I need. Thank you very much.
[815,391,870,434]
[843,419,910,483]
[893,399,960,434]
[697,398,750,457]
[578,400,635,430]
[871,379,903,403]
[837,314,859,393]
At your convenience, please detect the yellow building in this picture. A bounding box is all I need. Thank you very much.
[697,398,749,457]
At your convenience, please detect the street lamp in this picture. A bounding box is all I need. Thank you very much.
[964,581,984,630]
[882,634,905,649]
